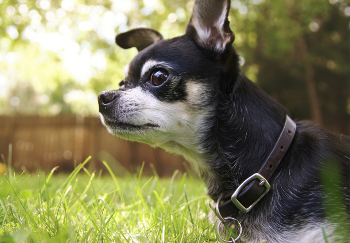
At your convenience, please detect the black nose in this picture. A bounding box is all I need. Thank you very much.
[98,91,119,112]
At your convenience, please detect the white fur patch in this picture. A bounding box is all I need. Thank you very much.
[140,60,174,78]
[284,223,335,243]
[141,59,157,78]
[186,81,210,106]
[244,222,334,243]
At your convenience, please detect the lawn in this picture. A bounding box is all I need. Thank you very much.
[0,157,218,242]
[1,156,348,243]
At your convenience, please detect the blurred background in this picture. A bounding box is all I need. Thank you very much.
[0,0,349,175]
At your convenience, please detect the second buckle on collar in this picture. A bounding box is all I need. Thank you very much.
[231,173,270,213]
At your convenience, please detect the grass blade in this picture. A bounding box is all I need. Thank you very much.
[102,160,123,202]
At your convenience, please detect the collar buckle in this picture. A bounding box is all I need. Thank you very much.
[216,115,296,218]
[231,173,270,213]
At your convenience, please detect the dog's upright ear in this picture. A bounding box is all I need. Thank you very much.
[186,0,234,53]
[116,28,163,52]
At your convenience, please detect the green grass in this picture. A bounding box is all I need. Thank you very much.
[1,153,348,243]
[0,157,217,242]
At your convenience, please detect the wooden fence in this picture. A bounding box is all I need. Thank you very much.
[0,116,188,176]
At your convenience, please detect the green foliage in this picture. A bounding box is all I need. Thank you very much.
[320,159,350,242]
[0,0,349,132]
[0,0,191,116]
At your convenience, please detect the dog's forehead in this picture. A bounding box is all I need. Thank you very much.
[126,36,218,80]
[128,37,190,73]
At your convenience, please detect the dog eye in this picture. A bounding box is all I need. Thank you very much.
[151,70,168,86]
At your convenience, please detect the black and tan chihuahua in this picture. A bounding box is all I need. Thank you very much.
[98,0,350,242]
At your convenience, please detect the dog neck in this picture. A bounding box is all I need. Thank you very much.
[202,73,290,201]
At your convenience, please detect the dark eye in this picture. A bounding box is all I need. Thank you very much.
[151,70,168,86]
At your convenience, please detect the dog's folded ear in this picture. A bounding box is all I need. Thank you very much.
[115,28,163,52]
[186,0,234,54]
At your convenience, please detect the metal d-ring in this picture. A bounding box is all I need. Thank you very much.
[215,195,243,243]
[217,218,242,243]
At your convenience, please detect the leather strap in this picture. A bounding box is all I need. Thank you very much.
[218,115,296,217]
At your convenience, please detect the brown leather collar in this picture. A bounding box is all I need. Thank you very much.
[217,115,296,217]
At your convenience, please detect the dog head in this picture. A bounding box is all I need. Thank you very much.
[98,0,239,173]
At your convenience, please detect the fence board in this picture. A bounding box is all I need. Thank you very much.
[0,116,188,176]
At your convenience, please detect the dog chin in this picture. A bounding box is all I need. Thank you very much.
[100,113,160,140]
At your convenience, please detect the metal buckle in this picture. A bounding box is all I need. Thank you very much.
[231,173,270,213]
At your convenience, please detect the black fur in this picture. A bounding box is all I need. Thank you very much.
[99,0,350,241]
[203,70,350,236]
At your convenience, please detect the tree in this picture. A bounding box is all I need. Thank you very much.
[0,0,348,133]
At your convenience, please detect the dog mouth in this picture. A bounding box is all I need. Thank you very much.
[101,117,160,131]
[114,122,159,130]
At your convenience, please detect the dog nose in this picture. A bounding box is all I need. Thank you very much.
[98,91,119,112]
[98,91,118,105]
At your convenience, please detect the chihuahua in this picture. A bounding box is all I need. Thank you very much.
[98,0,350,242]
